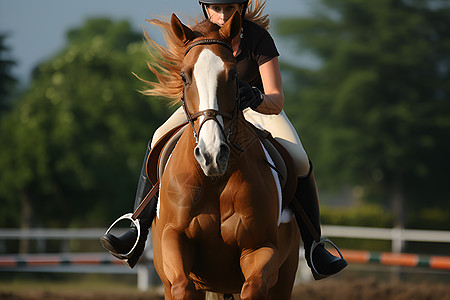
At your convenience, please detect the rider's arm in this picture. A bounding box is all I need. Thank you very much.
[255,57,284,115]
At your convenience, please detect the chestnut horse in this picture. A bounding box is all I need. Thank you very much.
[151,12,300,299]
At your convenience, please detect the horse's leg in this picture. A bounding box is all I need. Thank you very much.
[266,245,299,300]
[161,225,204,300]
[267,222,300,300]
[239,245,280,300]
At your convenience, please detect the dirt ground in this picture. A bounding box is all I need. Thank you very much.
[1,277,449,300]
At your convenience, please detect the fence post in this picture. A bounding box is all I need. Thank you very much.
[297,246,313,282]
[137,264,150,291]
[391,226,404,253]
[391,226,404,282]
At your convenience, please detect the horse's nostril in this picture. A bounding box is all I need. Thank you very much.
[194,147,201,160]
[195,146,213,166]
[217,144,230,165]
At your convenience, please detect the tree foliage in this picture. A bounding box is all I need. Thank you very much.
[0,34,17,115]
[277,0,450,228]
[0,18,173,228]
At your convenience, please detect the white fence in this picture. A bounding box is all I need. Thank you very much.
[1,226,450,290]
[322,225,450,253]
[2,225,449,251]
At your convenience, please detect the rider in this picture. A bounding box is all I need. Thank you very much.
[101,0,347,279]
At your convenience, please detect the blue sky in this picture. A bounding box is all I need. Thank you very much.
[0,0,312,84]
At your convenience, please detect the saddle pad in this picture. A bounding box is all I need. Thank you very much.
[251,127,297,211]
[260,141,295,225]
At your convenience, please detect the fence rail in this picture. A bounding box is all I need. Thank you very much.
[0,228,126,239]
[2,225,449,247]
[1,226,449,290]
[2,249,449,270]
[321,225,450,253]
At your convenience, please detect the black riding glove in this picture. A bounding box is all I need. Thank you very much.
[238,79,264,110]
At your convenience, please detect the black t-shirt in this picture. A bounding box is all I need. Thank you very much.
[236,20,280,92]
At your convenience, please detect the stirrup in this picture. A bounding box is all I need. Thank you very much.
[103,213,141,260]
[309,236,345,280]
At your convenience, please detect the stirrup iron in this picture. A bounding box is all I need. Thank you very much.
[309,236,345,280]
[103,213,141,259]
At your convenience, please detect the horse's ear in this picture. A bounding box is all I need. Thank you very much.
[171,14,194,44]
[219,11,241,41]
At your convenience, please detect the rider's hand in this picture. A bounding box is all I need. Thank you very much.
[238,79,264,110]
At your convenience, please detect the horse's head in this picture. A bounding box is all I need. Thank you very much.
[170,12,241,177]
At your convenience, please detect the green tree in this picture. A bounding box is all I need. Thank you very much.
[0,34,17,115]
[278,0,450,229]
[0,18,172,229]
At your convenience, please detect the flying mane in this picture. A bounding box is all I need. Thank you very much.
[137,0,269,104]
[137,19,220,105]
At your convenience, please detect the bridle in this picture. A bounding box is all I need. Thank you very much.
[181,39,243,151]
[185,38,233,56]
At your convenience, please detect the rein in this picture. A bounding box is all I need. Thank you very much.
[181,39,243,152]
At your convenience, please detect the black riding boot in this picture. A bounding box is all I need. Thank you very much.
[291,162,347,280]
[100,141,157,268]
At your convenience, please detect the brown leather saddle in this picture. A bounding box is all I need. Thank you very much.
[146,122,297,210]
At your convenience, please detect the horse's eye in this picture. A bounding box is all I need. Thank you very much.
[180,72,188,85]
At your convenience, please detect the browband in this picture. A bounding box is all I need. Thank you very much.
[185,39,233,56]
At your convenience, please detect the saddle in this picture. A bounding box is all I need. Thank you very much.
[146,122,297,210]
[146,122,188,186]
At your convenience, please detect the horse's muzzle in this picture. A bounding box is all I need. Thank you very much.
[194,142,230,177]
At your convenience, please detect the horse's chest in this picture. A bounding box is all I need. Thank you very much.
[162,165,277,248]
[185,207,251,249]
[185,212,221,240]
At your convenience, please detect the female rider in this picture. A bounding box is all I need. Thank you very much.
[101,0,347,279]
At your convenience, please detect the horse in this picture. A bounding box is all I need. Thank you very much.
[150,12,300,299]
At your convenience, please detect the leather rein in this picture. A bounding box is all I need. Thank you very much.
[181,39,243,152]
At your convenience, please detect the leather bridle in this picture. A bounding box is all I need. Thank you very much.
[185,38,233,56]
[181,39,243,151]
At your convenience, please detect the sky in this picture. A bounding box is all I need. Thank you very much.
[0,0,313,85]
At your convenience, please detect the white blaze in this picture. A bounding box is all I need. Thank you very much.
[193,49,225,118]
[193,49,226,162]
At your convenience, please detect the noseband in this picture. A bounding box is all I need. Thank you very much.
[181,39,243,151]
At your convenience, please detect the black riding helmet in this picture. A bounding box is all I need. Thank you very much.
[198,0,249,19]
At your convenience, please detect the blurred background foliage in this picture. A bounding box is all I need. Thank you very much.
[278,0,450,230]
[0,18,173,228]
[0,0,449,231]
